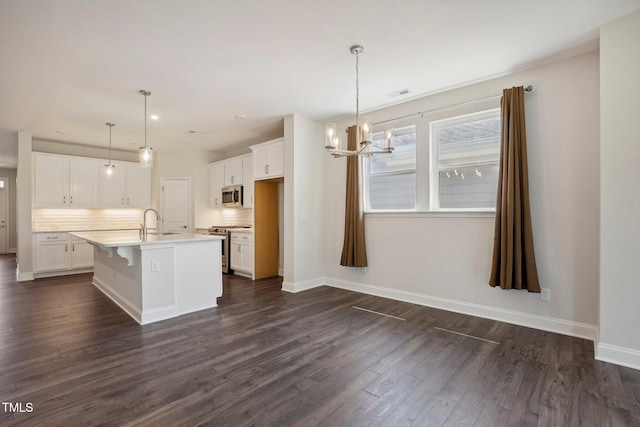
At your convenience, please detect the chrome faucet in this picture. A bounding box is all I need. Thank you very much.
[141,208,161,239]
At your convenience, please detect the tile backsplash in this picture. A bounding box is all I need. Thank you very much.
[207,208,253,227]
[32,209,146,232]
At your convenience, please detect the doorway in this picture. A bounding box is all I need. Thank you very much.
[0,177,8,254]
[160,178,191,234]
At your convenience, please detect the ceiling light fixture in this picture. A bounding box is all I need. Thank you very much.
[104,122,115,180]
[325,45,394,158]
[139,89,153,168]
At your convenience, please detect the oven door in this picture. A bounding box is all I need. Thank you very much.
[210,232,231,273]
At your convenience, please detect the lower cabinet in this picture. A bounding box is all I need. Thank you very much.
[34,233,94,276]
[230,232,253,277]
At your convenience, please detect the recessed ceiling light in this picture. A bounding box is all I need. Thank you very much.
[187,130,197,134]
[56,130,67,135]
[235,114,247,120]
[150,114,159,120]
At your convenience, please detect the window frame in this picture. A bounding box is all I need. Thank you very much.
[360,101,501,216]
[429,108,501,213]
[362,123,418,213]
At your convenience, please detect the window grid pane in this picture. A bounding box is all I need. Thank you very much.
[366,124,417,211]
[432,109,500,210]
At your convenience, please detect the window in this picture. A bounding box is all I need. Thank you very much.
[363,125,417,211]
[430,109,500,210]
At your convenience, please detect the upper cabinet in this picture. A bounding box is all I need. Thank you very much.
[209,162,225,208]
[100,161,151,208]
[251,138,284,180]
[34,153,101,207]
[33,152,150,209]
[242,155,253,208]
[224,157,243,186]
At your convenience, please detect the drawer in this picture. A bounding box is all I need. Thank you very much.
[35,233,69,242]
[230,233,253,243]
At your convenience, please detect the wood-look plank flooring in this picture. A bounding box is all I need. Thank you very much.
[1,253,639,426]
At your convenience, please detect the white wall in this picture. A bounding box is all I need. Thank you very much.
[282,115,326,290]
[154,148,217,230]
[598,9,640,369]
[323,52,601,339]
[17,132,33,280]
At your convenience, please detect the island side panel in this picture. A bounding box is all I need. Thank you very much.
[139,245,178,324]
[92,245,144,324]
[174,239,222,315]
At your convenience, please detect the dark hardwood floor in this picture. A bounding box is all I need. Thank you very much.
[1,254,639,426]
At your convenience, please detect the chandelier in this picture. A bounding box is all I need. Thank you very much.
[325,45,394,158]
[139,89,153,168]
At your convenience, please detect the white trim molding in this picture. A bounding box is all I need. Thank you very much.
[596,342,640,371]
[320,277,598,342]
[282,277,327,293]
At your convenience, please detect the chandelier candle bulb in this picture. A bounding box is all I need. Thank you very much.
[385,128,394,149]
[325,123,337,149]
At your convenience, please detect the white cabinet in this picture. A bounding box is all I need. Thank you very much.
[100,161,151,208]
[251,138,284,180]
[34,153,101,207]
[230,232,253,277]
[34,233,69,272]
[34,233,94,274]
[210,154,253,208]
[224,157,243,186]
[70,237,94,269]
[209,162,225,208]
[242,155,253,208]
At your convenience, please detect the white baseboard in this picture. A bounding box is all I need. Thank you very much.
[321,278,598,342]
[93,277,143,324]
[8,248,16,254]
[282,277,327,293]
[278,267,284,277]
[596,342,640,371]
[17,271,34,281]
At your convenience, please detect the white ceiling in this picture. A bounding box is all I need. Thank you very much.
[1,0,639,164]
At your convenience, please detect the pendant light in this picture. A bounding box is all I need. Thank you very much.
[325,45,394,158]
[104,122,115,179]
[139,89,153,168]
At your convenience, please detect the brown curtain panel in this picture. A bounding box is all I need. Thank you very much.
[489,86,540,292]
[340,125,368,267]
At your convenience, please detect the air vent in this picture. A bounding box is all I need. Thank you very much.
[387,88,410,98]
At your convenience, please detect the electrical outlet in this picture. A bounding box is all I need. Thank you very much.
[540,288,551,301]
[151,259,160,272]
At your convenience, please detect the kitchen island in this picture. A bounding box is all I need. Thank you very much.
[70,230,224,325]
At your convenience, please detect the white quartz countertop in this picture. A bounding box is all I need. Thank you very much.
[69,230,225,248]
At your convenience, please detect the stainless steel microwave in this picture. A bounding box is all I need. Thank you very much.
[222,185,243,207]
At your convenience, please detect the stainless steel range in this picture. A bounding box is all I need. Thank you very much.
[208,225,251,274]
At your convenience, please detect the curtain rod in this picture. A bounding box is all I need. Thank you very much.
[373,85,533,126]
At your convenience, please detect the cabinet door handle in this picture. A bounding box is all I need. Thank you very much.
[122,197,125,205]
[63,196,66,204]
[266,164,269,174]
[46,236,59,240]
[70,196,73,204]
[127,198,130,205]
[231,176,234,184]
[65,244,68,252]
[215,197,218,206]
[72,244,75,252]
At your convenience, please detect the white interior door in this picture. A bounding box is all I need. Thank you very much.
[0,179,7,254]
[161,178,191,234]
